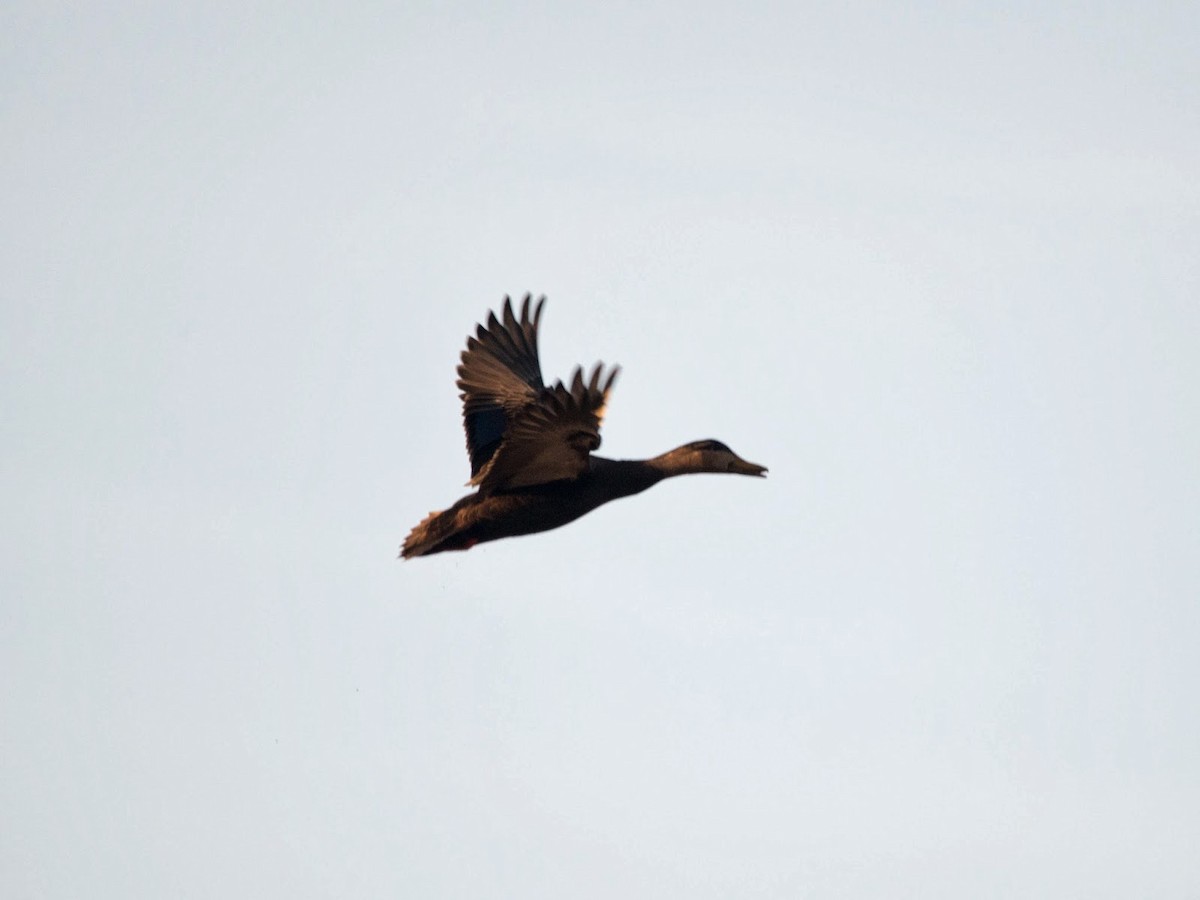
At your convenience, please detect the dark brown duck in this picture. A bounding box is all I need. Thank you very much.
[400,295,767,558]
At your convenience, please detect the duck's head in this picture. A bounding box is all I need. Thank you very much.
[663,439,768,477]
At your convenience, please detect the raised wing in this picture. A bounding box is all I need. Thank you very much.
[456,295,546,478]
[471,363,620,493]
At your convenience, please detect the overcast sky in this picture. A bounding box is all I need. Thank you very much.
[3,2,1199,897]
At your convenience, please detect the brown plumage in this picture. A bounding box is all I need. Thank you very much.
[400,295,767,558]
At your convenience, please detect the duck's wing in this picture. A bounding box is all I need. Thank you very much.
[456,295,547,479]
[472,363,620,493]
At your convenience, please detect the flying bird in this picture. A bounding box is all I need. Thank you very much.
[400,295,766,558]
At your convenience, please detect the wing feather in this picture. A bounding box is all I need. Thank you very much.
[472,362,620,492]
[454,296,619,493]
[456,295,546,477]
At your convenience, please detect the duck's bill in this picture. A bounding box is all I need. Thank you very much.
[730,457,768,477]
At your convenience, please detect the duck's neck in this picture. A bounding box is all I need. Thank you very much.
[589,456,669,499]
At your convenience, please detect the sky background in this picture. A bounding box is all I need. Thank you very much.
[3,2,1199,897]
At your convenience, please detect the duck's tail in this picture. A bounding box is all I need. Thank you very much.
[399,507,455,558]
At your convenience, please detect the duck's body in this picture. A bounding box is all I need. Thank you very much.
[401,296,766,558]
[402,457,660,557]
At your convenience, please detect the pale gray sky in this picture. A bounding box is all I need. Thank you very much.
[3,2,1199,897]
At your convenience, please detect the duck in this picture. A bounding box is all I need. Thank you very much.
[400,295,766,558]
